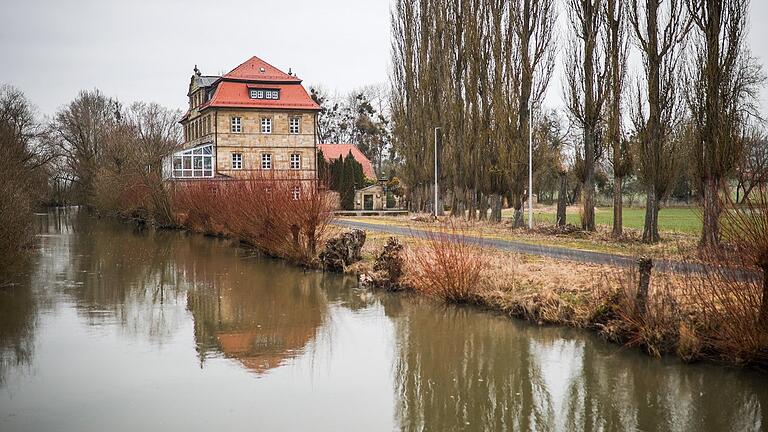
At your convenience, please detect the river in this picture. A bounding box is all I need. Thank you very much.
[0,209,766,431]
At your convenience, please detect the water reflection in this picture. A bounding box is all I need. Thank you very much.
[0,209,766,432]
[185,259,329,374]
[386,297,768,431]
[0,271,36,387]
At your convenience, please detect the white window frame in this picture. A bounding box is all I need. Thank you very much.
[289,117,301,134]
[231,116,242,133]
[261,153,272,170]
[261,117,272,134]
[290,153,301,170]
[231,153,242,170]
[292,186,301,201]
[171,144,214,178]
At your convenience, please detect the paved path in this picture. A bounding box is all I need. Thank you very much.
[334,219,705,274]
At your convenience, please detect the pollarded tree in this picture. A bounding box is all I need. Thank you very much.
[565,0,608,232]
[508,0,558,228]
[629,0,691,243]
[684,0,764,247]
[603,0,631,236]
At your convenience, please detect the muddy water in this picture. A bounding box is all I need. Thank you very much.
[0,209,766,432]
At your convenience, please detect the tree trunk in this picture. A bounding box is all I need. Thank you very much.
[490,194,502,223]
[700,176,720,247]
[642,186,660,243]
[582,177,596,231]
[467,188,477,220]
[636,257,653,317]
[556,171,567,226]
[760,266,768,328]
[478,193,488,221]
[612,176,623,236]
[511,194,524,228]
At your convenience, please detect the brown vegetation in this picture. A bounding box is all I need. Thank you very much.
[355,206,768,367]
[403,222,489,303]
[171,175,336,265]
[0,85,54,277]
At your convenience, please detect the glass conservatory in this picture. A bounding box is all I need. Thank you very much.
[167,144,214,178]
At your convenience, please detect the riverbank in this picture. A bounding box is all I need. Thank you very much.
[101,184,768,370]
[349,227,768,369]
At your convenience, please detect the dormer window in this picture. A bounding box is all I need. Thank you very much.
[249,88,280,100]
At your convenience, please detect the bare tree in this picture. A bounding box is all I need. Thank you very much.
[508,0,557,227]
[565,0,608,232]
[52,89,117,206]
[735,126,768,203]
[0,85,54,270]
[126,102,182,225]
[684,0,764,247]
[629,0,690,243]
[603,0,631,236]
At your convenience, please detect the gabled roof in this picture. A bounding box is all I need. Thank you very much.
[223,56,302,83]
[318,144,376,179]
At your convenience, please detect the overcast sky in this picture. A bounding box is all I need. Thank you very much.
[2,0,768,117]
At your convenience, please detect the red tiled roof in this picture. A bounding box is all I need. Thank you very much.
[198,56,320,111]
[223,56,301,83]
[318,144,376,179]
[204,81,319,110]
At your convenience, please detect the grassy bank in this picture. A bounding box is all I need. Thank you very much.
[518,206,702,234]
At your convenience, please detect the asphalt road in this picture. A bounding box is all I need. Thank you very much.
[333,219,708,274]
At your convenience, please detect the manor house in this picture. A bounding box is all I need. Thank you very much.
[165,56,320,180]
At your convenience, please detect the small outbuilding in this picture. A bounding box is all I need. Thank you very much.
[354,184,386,210]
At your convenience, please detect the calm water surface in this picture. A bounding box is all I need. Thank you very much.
[1,209,767,431]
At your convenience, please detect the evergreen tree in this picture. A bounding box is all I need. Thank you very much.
[340,151,357,209]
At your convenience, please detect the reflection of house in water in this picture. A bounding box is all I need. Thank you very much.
[186,266,328,375]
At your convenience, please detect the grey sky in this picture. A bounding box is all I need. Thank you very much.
[2,0,768,117]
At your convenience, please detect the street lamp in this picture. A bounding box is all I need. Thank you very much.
[528,98,534,229]
[434,127,441,217]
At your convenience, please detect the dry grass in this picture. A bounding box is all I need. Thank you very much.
[403,221,489,303]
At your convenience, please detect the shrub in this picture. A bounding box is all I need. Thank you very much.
[172,174,336,265]
[404,221,488,303]
[678,186,768,365]
[604,263,683,358]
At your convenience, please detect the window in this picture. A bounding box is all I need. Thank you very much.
[290,153,301,170]
[248,88,279,100]
[292,186,301,201]
[171,144,214,178]
[231,117,242,133]
[289,117,301,134]
[261,117,272,134]
[231,153,242,170]
[261,153,272,169]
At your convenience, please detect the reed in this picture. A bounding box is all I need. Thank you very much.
[404,220,489,303]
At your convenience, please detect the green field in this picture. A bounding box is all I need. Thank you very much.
[509,207,702,235]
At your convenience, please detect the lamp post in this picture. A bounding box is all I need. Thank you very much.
[528,98,534,229]
[434,127,441,217]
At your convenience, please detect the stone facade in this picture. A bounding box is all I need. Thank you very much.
[212,109,316,179]
[169,56,320,181]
